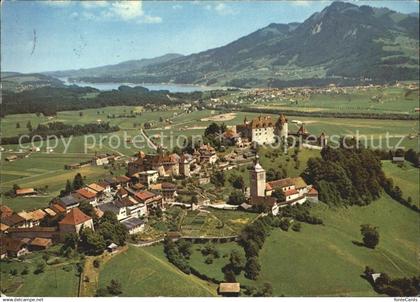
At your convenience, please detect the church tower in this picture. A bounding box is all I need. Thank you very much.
[250,155,266,197]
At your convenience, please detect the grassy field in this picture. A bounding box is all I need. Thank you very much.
[382,160,419,207]
[0,247,80,297]
[98,245,217,297]
[0,152,124,212]
[185,194,419,296]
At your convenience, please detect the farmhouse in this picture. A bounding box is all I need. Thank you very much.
[29,237,52,251]
[15,188,37,197]
[0,237,29,258]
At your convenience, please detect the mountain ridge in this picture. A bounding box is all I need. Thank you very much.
[46,2,419,87]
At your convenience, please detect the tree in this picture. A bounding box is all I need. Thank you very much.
[107,279,122,296]
[272,190,286,202]
[177,239,192,259]
[230,175,245,190]
[72,173,84,190]
[16,122,20,129]
[229,249,245,275]
[292,222,301,232]
[204,122,221,137]
[79,112,83,117]
[79,200,96,220]
[245,257,261,280]
[211,171,225,187]
[34,262,46,274]
[228,190,246,205]
[360,224,379,249]
[80,227,106,255]
[26,121,33,132]
[255,282,273,297]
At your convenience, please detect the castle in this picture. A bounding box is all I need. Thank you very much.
[236,114,288,145]
[248,155,318,215]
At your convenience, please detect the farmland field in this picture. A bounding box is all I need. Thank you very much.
[98,245,216,297]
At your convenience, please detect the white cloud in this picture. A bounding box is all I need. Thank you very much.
[74,1,162,24]
[291,1,311,6]
[80,1,109,9]
[172,4,183,10]
[202,2,236,16]
[109,1,144,20]
[214,3,235,15]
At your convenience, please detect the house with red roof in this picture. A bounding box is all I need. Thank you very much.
[58,208,94,234]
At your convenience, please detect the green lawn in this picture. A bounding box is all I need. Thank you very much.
[185,194,419,297]
[382,160,419,207]
[0,248,80,297]
[98,245,217,297]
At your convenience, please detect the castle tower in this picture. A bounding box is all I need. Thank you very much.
[275,113,288,141]
[250,155,266,197]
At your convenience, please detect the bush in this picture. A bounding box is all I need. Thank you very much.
[34,262,46,274]
[107,279,122,296]
[93,259,101,268]
[205,255,214,264]
[279,219,290,231]
[292,223,301,232]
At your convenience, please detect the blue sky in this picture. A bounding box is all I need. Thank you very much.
[1,0,418,73]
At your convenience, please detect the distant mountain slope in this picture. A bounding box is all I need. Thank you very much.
[1,72,64,92]
[46,53,183,79]
[50,2,418,87]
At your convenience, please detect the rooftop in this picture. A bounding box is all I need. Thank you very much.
[59,208,92,226]
[218,283,241,293]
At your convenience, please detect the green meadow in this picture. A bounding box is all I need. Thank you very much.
[98,245,217,297]
[382,160,419,207]
[187,194,419,296]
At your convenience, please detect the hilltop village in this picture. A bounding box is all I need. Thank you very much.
[0,113,324,258]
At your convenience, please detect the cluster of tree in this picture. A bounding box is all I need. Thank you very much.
[382,177,419,212]
[224,106,418,121]
[238,216,273,280]
[242,283,273,297]
[1,85,200,117]
[360,224,380,249]
[228,190,246,205]
[222,249,247,282]
[1,121,120,145]
[304,140,388,206]
[364,266,420,297]
[277,204,323,225]
[163,238,192,274]
[203,122,228,149]
[60,173,85,197]
[96,279,123,297]
[374,148,419,167]
[228,174,245,191]
[61,211,128,256]
[201,243,220,264]
[210,171,225,187]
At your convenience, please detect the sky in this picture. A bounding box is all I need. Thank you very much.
[1,0,419,73]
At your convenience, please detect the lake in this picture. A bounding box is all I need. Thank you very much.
[60,78,220,93]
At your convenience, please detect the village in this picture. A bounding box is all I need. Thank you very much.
[0,113,324,260]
